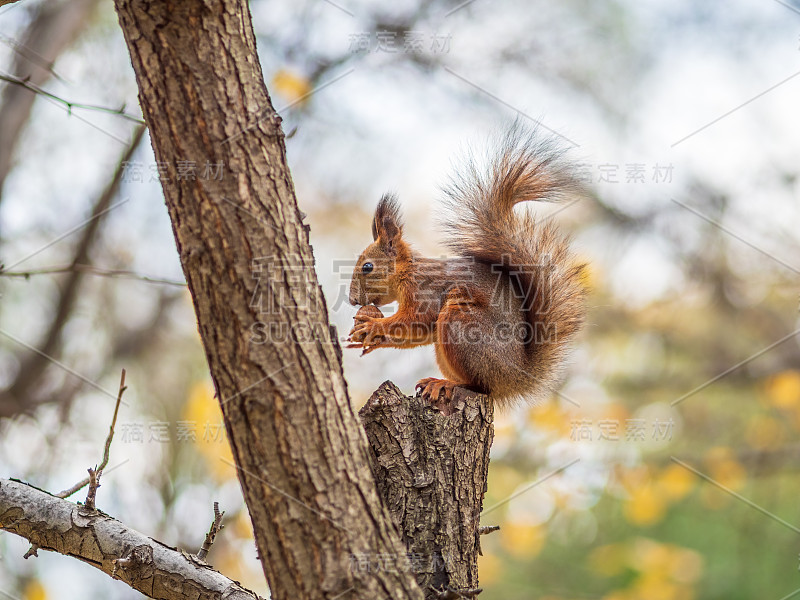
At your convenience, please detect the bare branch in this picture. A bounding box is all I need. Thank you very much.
[0,73,145,124]
[0,478,267,600]
[197,502,225,561]
[0,263,186,287]
[57,369,127,499]
[0,0,102,200]
[98,369,125,476]
[0,33,65,81]
[84,467,100,510]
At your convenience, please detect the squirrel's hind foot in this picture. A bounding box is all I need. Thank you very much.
[416,377,457,401]
[415,377,461,414]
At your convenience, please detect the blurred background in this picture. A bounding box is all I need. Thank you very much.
[1,0,799,598]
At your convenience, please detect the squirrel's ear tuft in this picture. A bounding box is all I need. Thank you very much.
[373,193,403,252]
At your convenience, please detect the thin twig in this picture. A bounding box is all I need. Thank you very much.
[84,468,99,510]
[57,369,127,499]
[0,33,65,81]
[197,502,225,560]
[0,263,186,287]
[478,525,500,535]
[0,73,146,124]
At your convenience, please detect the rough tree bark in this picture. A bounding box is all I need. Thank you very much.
[112,1,423,599]
[360,384,494,598]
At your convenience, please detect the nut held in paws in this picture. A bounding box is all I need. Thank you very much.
[354,305,383,323]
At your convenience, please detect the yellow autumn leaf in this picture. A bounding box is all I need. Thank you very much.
[765,370,800,409]
[602,591,632,600]
[527,400,569,435]
[552,487,571,511]
[617,465,652,495]
[703,446,733,462]
[704,447,745,491]
[588,543,627,577]
[607,402,632,423]
[493,412,517,443]
[671,584,695,600]
[183,380,235,482]
[500,523,546,559]
[624,484,666,526]
[477,552,503,585]
[271,69,312,106]
[486,464,525,508]
[744,414,784,449]
[629,538,672,576]
[235,508,255,540]
[656,463,696,501]
[630,572,687,600]
[667,547,704,584]
[23,580,46,600]
[216,547,248,584]
[700,485,731,510]
[595,540,702,600]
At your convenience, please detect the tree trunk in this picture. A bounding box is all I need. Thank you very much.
[360,383,494,599]
[112,1,421,599]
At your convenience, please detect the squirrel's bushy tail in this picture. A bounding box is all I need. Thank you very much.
[440,124,587,401]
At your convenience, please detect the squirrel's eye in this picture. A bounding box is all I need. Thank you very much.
[362,262,374,274]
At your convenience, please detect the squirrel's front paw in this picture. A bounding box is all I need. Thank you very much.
[346,306,386,354]
[346,319,386,354]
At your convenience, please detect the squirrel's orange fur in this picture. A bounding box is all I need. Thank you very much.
[347,125,587,407]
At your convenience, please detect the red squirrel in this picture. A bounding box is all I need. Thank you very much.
[346,125,587,407]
